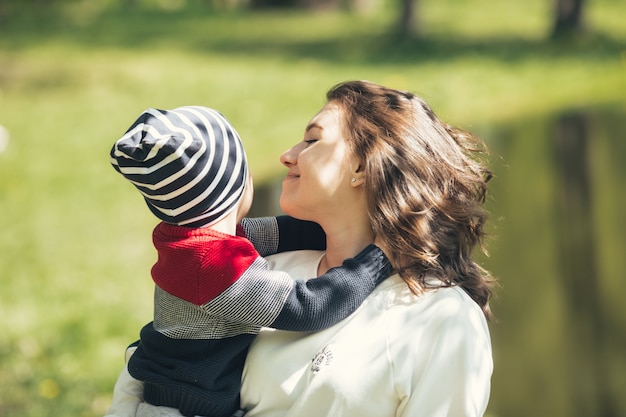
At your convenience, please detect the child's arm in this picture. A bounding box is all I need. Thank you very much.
[270,244,391,331]
[202,243,392,332]
[239,216,326,257]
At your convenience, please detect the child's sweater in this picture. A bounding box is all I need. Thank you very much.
[128,217,391,417]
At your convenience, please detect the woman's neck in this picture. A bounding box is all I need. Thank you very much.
[317,220,375,275]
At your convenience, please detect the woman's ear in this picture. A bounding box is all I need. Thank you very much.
[350,163,365,187]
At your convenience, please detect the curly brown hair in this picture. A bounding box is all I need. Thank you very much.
[327,80,497,320]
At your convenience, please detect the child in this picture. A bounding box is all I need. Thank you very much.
[107,106,391,417]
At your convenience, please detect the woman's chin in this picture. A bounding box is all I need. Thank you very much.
[279,199,306,221]
[278,196,291,215]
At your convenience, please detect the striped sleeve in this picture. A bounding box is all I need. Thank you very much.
[202,244,391,332]
[270,244,391,331]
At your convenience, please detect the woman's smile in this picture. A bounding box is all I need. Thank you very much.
[284,170,300,181]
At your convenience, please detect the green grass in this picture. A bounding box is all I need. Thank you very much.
[0,0,625,416]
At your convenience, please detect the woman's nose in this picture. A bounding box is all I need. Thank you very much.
[280,145,299,167]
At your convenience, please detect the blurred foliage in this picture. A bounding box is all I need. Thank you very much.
[0,0,624,416]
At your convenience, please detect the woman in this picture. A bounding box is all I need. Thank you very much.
[239,80,496,417]
[106,80,496,417]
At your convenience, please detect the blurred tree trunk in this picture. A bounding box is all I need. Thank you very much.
[298,0,340,10]
[553,112,617,417]
[551,0,585,38]
[252,0,332,9]
[399,0,418,37]
[346,0,374,14]
[251,0,371,11]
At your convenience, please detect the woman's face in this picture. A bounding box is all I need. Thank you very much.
[279,102,360,223]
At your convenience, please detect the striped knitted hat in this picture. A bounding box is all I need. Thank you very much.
[110,106,248,228]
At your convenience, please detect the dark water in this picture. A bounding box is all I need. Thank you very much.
[248,108,626,417]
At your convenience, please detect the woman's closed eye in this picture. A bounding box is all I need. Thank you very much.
[304,139,318,146]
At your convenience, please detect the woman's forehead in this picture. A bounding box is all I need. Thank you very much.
[307,103,342,131]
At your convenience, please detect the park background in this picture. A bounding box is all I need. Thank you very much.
[0,0,624,416]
